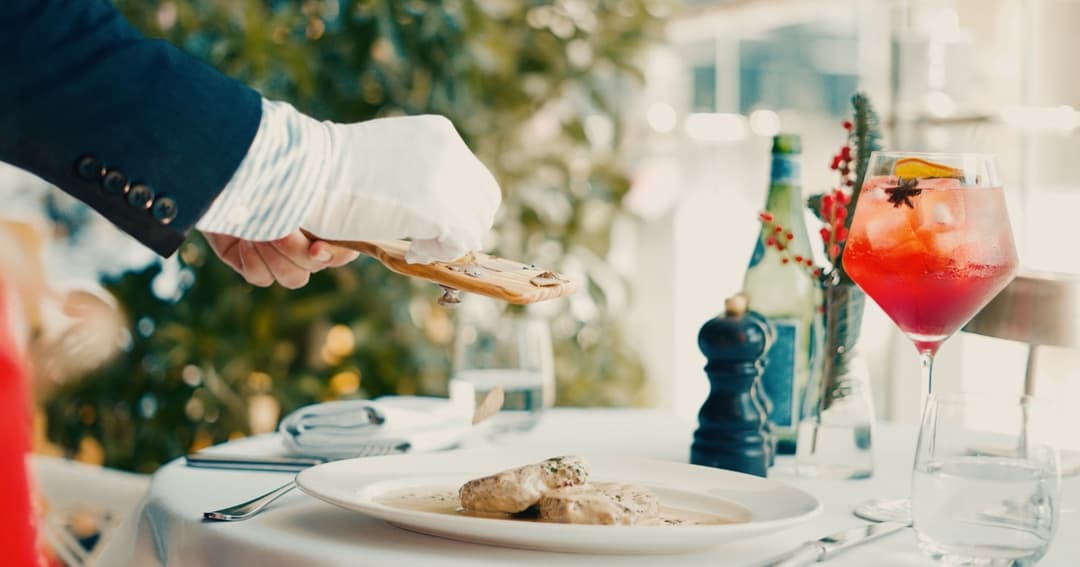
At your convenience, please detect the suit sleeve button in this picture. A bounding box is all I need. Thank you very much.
[151,196,178,225]
[127,183,155,210]
[75,155,104,181]
[102,170,129,194]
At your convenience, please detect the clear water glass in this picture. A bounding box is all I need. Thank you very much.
[912,394,1060,566]
[451,299,555,433]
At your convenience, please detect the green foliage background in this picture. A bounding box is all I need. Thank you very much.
[43,0,665,472]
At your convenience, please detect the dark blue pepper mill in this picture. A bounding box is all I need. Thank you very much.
[690,294,773,477]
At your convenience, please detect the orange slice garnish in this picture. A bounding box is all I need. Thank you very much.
[895,157,962,179]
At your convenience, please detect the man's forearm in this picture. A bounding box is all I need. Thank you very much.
[0,0,262,257]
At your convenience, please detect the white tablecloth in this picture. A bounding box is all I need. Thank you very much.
[97,409,1080,566]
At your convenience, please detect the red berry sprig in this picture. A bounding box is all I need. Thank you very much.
[818,188,850,263]
[820,119,856,265]
[757,212,821,279]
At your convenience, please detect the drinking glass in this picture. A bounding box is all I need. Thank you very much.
[843,152,1020,521]
[912,394,1059,566]
[451,298,555,434]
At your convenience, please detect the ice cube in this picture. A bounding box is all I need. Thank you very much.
[859,176,894,202]
[932,203,955,225]
[862,206,922,254]
[916,177,963,190]
[919,201,957,230]
[915,188,966,232]
[918,226,969,258]
[961,187,1010,235]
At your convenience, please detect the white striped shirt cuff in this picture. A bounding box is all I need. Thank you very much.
[196,98,331,240]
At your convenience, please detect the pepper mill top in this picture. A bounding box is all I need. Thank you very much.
[724,293,749,317]
[698,293,771,363]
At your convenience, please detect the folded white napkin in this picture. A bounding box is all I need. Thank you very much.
[279,382,477,459]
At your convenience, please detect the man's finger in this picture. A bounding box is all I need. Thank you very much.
[204,233,244,273]
[269,232,329,272]
[254,242,310,290]
[309,240,360,268]
[238,241,275,287]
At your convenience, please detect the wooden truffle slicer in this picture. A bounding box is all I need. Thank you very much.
[304,233,578,306]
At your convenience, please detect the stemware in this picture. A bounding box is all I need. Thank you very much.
[842,152,1020,522]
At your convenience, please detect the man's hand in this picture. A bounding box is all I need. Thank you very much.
[203,230,359,289]
[303,114,501,264]
[197,105,500,272]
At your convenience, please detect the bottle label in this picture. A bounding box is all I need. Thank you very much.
[748,235,765,268]
[770,155,800,185]
[761,319,799,429]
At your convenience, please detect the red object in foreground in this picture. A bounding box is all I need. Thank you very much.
[0,285,39,567]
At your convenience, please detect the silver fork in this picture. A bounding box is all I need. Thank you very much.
[200,442,409,522]
[203,480,300,521]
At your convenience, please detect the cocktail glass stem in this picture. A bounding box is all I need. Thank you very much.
[919,350,936,455]
[853,345,940,523]
[920,351,935,397]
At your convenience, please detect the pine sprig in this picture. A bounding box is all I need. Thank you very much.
[845,93,883,228]
[812,92,876,416]
[836,92,882,284]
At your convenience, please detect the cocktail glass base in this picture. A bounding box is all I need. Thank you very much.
[853,498,911,524]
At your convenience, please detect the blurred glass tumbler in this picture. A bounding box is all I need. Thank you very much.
[912,394,1060,566]
[451,301,555,433]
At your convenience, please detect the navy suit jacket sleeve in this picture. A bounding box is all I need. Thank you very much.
[0,0,262,257]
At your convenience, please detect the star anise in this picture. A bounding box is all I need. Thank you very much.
[884,177,922,208]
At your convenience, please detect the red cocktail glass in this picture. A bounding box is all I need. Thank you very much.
[842,152,1019,521]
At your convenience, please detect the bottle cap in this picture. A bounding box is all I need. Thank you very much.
[724,293,748,318]
[771,133,801,155]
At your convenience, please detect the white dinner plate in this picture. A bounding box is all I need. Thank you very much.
[296,448,820,554]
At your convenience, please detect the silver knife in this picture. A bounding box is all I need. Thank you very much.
[753,521,908,567]
[185,453,328,473]
[185,441,411,473]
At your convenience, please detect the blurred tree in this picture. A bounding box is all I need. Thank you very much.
[44,0,667,473]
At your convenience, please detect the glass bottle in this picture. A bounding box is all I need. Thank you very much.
[742,133,819,455]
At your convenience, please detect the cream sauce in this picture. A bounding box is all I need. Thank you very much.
[374,486,743,526]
